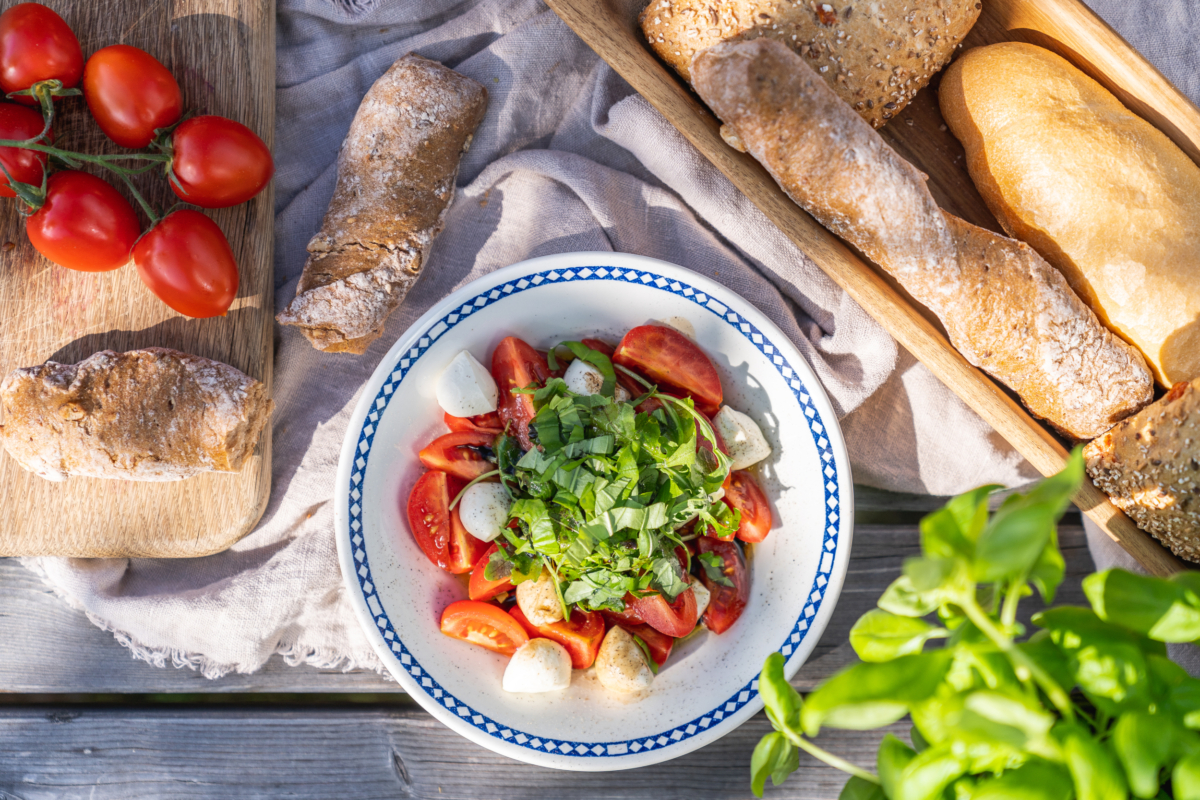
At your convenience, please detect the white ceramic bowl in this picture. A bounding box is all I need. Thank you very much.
[335,252,853,770]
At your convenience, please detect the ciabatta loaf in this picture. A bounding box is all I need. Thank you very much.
[641,0,980,128]
[1085,379,1200,562]
[691,39,1153,439]
[940,43,1200,387]
[0,348,272,482]
[277,54,487,354]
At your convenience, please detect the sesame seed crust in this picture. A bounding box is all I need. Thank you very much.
[1085,378,1200,562]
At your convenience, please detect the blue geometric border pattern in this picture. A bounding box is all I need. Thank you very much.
[345,265,842,757]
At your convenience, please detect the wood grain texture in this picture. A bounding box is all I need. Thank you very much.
[0,705,906,799]
[544,0,1196,577]
[0,0,275,557]
[0,523,1093,693]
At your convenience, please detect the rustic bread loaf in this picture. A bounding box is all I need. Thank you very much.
[1085,379,1200,562]
[640,0,980,128]
[691,38,1153,439]
[0,348,272,482]
[939,42,1200,387]
[277,54,488,354]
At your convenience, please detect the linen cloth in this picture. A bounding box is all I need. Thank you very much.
[22,0,1200,677]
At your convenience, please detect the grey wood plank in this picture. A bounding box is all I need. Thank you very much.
[0,524,1093,694]
[0,704,905,799]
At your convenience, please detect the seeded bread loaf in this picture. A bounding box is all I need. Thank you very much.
[640,0,980,128]
[939,42,1200,387]
[1084,379,1200,562]
[691,39,1153,439]
[0,348,273,482]
[277,54,488,354]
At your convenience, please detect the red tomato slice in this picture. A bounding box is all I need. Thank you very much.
[613,325,723,415]
[405,470,464,571]
[580,337,614,356]
[447,506,487,575]
[601,598,646,627]
[697,537,750,634]
[468,543,513,601]
[629,586,699,638]
[440,600,528,656]
[626,623,675,669]
[510,605,606,670]
[444,410,503,434]
[491,336,551,451]
[726,470,772,543]
[418,431,497,482]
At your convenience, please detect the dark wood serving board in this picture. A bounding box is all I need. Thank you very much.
[0,0,275,557]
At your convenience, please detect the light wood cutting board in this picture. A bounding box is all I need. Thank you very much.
[0,0,274,557]
[546,0,1200,576]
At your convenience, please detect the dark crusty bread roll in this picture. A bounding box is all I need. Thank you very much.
[690,38,1153,439]
[0,348,272,482]
[277,54,487,354]
[640,0,980,128]
[1085,379,1200,562]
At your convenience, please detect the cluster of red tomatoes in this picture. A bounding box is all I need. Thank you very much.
[0,3,273,318]
[417,328,773,672]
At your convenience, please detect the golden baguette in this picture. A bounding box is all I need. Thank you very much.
[939,43,1200,387]
[691,38,1153,439]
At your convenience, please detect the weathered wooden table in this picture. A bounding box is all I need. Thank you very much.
[0,488,1094,798]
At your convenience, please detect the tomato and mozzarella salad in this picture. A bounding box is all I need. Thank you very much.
[406,324,775,696]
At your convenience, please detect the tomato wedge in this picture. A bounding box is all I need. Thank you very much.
[405,470,482,573]
[628,586,699,638]
[697,537,750,634]
[468,543,513,601]
[613,325,722,415]
[726,470,772,543]
[418,431,497,482]
[491,336,552,451]
[440,600,528,656]
[510,605,606,670]
[444,410,503,434]
[601,598,646,627]
[580,337,614,356]
[626,623,675,669]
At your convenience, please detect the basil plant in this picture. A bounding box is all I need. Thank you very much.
[753,450,1200,800]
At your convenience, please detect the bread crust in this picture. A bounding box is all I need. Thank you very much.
[640,0,980,128]
[277,54,488,354]
[939,42,1200,387]
[0,348,273,482]
[691,39,1153,439]
[1085,379,1200,562]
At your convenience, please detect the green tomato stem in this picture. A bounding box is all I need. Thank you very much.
[777,727,881,784]
[960,594,1075,721]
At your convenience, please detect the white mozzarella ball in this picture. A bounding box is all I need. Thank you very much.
[516,569,564,627]
[595,626,655,694]
[502,638,572,693]
[458,483,510,542]
[563,358,630,402]
[713,406,772,470]
[436,350,498,417]
[691,581,712,619]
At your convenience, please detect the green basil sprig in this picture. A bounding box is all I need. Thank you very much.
[750,449,1200,800]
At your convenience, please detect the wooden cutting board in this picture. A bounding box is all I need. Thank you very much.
[546,0,1199,576]
[0,0,274,557]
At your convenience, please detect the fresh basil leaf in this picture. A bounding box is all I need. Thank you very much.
[892,744,967,800]
[1017,632,1075,694]
[944,484,1001,544]
[958,759,1073,800]
[1030,531,1067,604]
[1035,607,1157,710]
[801,650,953,737]
[1086,569,1200,643]
[910,725,930,753]
[759,652,803,732]
[750,731,797,798]
[903,556,958,594]
[557,341,617,396]
[482,549,514,583]
[849,610,946,662]
[877,733,916,798]
[838,776,887,800]
[1112,711,1172,798]
[698,550,735,588]
[919,506,972,561]
[1174,749,1200,800]
[1058,722,1129,800]
[973,500,1056,582]
[878,575,941,618]
[509,498,559,555]
[650,556,688,601]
